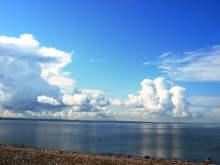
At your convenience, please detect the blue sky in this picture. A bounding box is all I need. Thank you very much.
[0,0,220,122]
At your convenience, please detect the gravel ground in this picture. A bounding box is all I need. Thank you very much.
[0,144,207,165]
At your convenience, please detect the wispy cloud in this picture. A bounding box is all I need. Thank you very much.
[158,52,173,59]
[90,59,105,63]
[142,61,151,65]
[158,45,220,81]
[81,89,103,95]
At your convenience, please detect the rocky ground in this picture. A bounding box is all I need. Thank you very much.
[0,144,208,165]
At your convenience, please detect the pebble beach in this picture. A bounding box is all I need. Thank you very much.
[0,144,208,165]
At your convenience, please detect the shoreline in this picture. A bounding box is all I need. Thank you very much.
[1,117,219,125]
[0,144,208,164]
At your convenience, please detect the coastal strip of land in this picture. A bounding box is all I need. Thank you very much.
[0,144,206,165]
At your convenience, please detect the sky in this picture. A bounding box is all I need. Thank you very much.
[0,0,220,122]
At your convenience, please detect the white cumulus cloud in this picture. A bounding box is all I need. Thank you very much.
[0,34,112,120]
[37,96,60,105]
[170,86,190,117]
[62,90,109,112]
[0,34,73,113]
[124,77,191,118]
[62,94,89,106]
[110,98,123,106]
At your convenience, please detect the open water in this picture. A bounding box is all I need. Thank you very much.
[0,119,220,163]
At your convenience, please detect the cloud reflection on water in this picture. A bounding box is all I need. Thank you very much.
[0,120,220,163]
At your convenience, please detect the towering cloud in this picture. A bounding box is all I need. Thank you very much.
[124,77,191,118]
[0,34,72,113]
[0,34,110,118]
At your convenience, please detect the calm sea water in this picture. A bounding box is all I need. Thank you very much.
[0,119,220,163]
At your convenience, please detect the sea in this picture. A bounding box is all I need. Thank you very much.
[0,118,220,164]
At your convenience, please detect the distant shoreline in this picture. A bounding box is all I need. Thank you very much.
[1,117,219,125]
[0,144,206,165]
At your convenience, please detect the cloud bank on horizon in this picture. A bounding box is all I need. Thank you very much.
[0,34,219,122]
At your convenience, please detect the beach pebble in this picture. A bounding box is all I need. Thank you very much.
[144,155,150,159]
